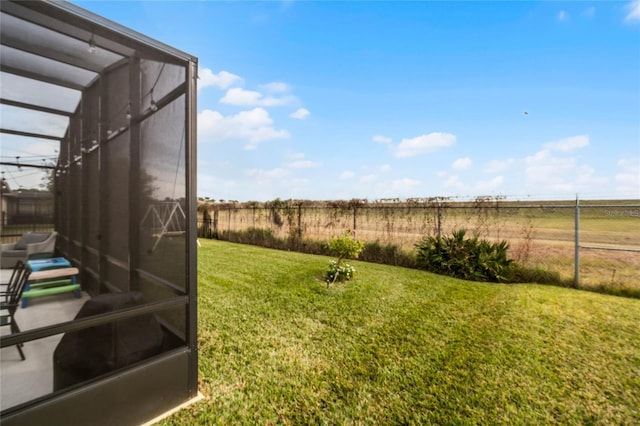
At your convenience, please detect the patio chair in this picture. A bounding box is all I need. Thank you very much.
[1,231,57,269]
[53,291,164,390]
[0,260,32,360]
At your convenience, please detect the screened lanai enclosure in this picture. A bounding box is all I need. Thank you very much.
[0,1,198,424]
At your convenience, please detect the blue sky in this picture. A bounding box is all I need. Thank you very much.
[15,1,640,201]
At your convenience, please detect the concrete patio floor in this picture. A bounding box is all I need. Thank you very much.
[1,268,89,411]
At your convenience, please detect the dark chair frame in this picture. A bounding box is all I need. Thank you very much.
[1,260,32,360]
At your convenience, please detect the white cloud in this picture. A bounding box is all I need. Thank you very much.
[1,104,69,137]
[370,177,422,198]
[197,173,237,199]
[624,0,640,22]
[394,132,456,158]
[391,178,420,192]
[542,165,608,193]
[475,176,504,192]
[525,149,575,186]
[290,108,310,119]
[615,158,640,196]
[524,145,608,193]
[287,160,319,169]
[557,10,569,21]
[373,135,392,144]
[220,87,295,106]
[1,136,58,160]
[198,107,290,149]
[284,152,319,168]
[246,168,290,183]
[543,134,589,152]
[575,165,607,186]
[360,174,378,184]
[444,174,465,189]
[199,68,242,90]
[522,135,597,193]
[452,157,472,170]
[379,164,391,172]
[1,73,80,112]
[261,82,290,93]
[340,171,355,180]
[0,136,57,189]
[484,158,515,173]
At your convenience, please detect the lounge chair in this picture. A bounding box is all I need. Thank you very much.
[1,232,57,269]
[0,260,31,360]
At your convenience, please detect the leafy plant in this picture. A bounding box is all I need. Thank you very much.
[415,229,513,282]
[326,260,356,283]
[326,230,364,286]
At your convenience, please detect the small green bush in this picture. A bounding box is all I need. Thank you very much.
[415,229,513,283]
[326,260,356,283]
[326,230,365,286]
[328,230,365,262]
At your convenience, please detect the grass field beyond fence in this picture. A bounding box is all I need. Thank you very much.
[164,240,640,425]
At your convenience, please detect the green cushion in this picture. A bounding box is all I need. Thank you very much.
[22,284,80,298]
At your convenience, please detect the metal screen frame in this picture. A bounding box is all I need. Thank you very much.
[0,1,198,424]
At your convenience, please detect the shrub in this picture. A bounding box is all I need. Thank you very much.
[328,230,365,262]
[415,229,513,283]
[245,227,277,246]
[297,239,329,256]
[508,265,563,285]
[326,230,365,287]
[360,241,417,268]
[221,228,284,249]
[326,260,356,283]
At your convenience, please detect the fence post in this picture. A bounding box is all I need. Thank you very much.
[297,203,302,239]
[213,209,219,238]
[353,207,357,238]
[574,196,580,287]
[202,208,211,238]
[437,202,442,238]
[496,197,500,240]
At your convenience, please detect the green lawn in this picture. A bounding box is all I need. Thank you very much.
[165,239,640,425]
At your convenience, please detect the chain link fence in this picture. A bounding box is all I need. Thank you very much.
[198,198,640,294]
